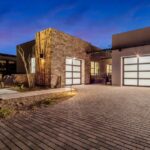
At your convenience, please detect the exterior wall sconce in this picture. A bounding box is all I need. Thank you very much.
[40,53,44,59]
[40,53,45,65]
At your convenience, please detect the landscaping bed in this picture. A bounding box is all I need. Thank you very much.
[0,90,77,119]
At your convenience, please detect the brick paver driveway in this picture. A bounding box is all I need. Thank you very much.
[1,85,150,150]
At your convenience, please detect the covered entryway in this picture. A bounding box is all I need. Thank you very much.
[65,58,82,85]
[123,55,150,86]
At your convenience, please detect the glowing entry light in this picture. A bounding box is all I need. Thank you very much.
[40,53,45,64]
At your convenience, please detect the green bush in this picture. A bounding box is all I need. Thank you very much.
[0,108,12,118]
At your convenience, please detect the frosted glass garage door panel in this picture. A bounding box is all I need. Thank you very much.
[139,72,150,78]
[66,72,72,78]
[139,64,150,71]
[124,65,137,71]
[66,65,72,71]
[66,79,72,85]
[124,72,137,78]
[73,79,80,84]
[124,79,137,85]
[73,59,81,66]
[66,58,72,65]
[139,80,150,86]
[139,56,150,63]
[124,57,137,64]
[73,72,80,78]
[73,66,80,72]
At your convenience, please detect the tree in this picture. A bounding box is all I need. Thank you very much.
[18,46,34,88]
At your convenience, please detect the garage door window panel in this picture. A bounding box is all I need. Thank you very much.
[139,72,150,78]
[139,64,150,71]
[139,56,150,63]
[124,79,137,85]
[139,79,150,86]
[73,79,80,84]
[124,72,137,78]
[66,58,72,65]
[124,57,137,64]
[66,65,72,71]
[73,72,80,78]
[124,65,138,71]
[73,66,80,72]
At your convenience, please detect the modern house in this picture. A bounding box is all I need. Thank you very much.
[0,53,16,76]
[17,28,111,88]
[16,27,150,87]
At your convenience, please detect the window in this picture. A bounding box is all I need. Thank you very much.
[0,60,6,71]
[106,64,112,75]
[31,58,36,73]
[91,61,99,76]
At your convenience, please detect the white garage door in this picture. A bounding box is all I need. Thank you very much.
[65,58,81,85]
[123,55,150,86]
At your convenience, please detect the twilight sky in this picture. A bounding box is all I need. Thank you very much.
[0,0,150,55]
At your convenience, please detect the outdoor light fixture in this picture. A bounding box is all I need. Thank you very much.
[40,53,44,59]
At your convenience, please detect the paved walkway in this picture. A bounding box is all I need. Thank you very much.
[1,85,150,149]
[0,89,18,96]
[0,87,71,100]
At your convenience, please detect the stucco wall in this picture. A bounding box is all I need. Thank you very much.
[100,58,112,76]
[112,27,150,49]
[16,40,35,74]
[112,45,150,86]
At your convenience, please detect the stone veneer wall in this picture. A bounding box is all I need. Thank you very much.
[50,29,97,87]
[35,28,100,87]
[35,29,52,86]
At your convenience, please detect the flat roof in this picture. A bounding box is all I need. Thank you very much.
[112,27,150,49]
[0,53,16,57]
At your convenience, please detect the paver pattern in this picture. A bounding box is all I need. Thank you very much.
[1,85,150,150]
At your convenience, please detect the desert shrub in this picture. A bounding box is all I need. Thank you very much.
[0,108,12,118]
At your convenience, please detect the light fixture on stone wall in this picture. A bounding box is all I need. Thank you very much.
[40,53,45,65]
[40,53,44,59]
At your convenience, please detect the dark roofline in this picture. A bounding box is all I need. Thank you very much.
[112,41,150,51]
[17,40,35,47]
[0,53,16,57]
[88,41,150,54]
